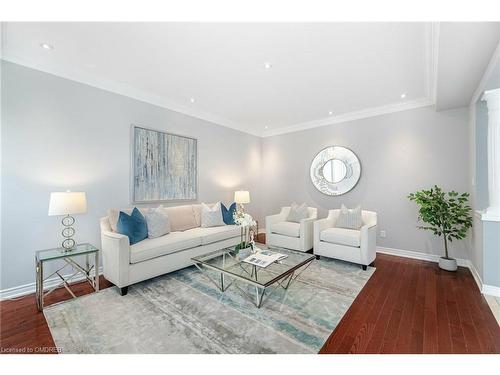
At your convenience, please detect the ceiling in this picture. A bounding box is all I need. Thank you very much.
[1,22,499,137]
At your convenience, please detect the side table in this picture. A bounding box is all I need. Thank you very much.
[35,243,100,311]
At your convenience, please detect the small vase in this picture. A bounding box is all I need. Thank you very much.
[439,257,457,272]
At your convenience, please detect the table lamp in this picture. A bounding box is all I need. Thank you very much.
[234,190,250,214]
[48,191,87,251]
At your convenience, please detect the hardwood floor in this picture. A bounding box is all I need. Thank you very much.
[319,253,500,354]
[1,239,499,354]
[0,276,113,354]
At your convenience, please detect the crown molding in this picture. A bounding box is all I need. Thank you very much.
[1,55,262,137]
[471,38,500,106]
[428,22,440,104]
[262,98,433,137]
[3,24,440,139]
[263,24,438,137]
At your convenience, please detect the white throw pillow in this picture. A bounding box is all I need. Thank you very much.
[286,202,309,223]
[201,202,226,228]
[335,204,362,230]
[145,206,170,238]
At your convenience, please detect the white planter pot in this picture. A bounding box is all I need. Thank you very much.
[439,257,457,272]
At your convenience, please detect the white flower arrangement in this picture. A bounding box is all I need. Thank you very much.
[233,212,256,227]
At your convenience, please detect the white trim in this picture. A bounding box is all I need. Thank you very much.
[262,98,433,137]
[470,39,500,106]
[467,259,484,293]
[2,25,439,139]
[0,56,262,137]
[481,212,500,222]
[377,246,468,266]
[0,267,103,301]
[427,22,440,104]
[482,284,500,298]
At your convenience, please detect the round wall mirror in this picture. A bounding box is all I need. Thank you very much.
[310,146,361,196]
[322,159,347,183]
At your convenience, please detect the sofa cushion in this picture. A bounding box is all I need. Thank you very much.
[286,202,309,223]
[320,227,361,247]
[335,204,363,230]
[144,206,170,238]
[116,208,148,245]
[184,225,240,245]
[221,202,237,225]
[271,221,300,237]
[130,231,202,263]
[201,202,226,227]
[163,205,198,232]
[108,207,148,232]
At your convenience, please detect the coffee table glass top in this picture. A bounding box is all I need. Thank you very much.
[192,246,315,287]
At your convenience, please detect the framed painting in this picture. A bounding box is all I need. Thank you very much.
[132,125,198,203]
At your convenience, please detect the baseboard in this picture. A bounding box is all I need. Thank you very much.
[377,247,500,296]
[482,284,500,298]
[0,267,103,301]
[376,246,468,267]
[467,259,484,293]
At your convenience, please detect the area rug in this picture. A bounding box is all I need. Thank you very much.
[44,256,375,353]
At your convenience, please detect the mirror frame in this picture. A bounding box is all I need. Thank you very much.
[310,146,361,196]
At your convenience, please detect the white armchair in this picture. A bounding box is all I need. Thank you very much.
[266,206,318,252]
[314,209,377,269]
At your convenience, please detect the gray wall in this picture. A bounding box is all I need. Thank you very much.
[483,221,500,286]
[0,61,262,291]
[262,106,470,258]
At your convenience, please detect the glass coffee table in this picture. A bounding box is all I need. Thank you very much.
[192,246,315,308]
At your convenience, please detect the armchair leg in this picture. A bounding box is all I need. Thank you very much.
[119,286,128,296]
[362,265,367,271]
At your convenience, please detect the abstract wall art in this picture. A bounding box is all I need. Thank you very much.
[132,126,197,202]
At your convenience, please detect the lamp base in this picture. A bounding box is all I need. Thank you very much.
[61,215,76,251]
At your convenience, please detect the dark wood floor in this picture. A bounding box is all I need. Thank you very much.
[1,236,499,354]
[319,253,500,353]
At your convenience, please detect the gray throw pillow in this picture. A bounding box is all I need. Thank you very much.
[286,202,309,223]
[335,204,362,229]
[201,202,226,228]
[145,206,171,238]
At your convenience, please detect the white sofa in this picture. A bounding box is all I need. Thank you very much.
[265,206,318,252]
[313,209,377,269]
[100,204,240,295]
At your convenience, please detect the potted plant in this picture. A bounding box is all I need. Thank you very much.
[233,211,256,252]
[408,185,473,271]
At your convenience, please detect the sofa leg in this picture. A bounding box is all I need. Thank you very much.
[315,255,320,260]
[119,286,128,296]
[362,265,367,271]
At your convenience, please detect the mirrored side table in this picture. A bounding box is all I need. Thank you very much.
[35,243,100,311]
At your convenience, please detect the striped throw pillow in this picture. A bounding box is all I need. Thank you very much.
[335,204,362,229]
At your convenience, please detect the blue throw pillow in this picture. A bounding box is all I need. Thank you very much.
[117,207,148,245]
[221,202,236,225]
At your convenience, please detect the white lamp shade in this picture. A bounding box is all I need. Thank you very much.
[48,192,87,216]
[234,190,250,204]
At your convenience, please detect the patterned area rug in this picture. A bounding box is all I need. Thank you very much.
[44,255,374,353]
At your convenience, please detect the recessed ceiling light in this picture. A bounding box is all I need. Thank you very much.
[190,98,195,103]
[401,93,406,99]
[263,62,272,70]
[40,43,54,50]
[328,111,333,116]
[264,125,269,129]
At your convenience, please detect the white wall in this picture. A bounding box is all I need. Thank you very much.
[1,61,262,291]
[261,106,470,259]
